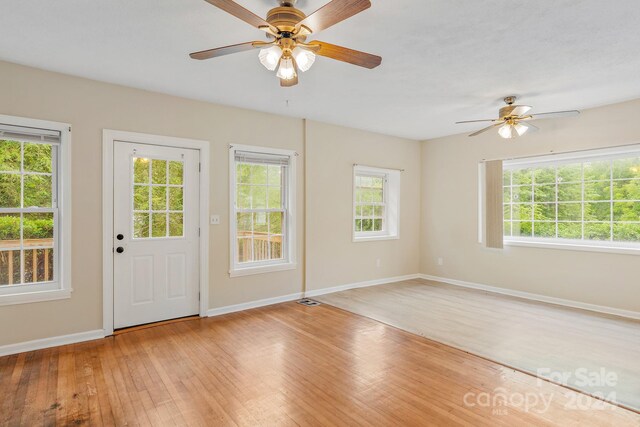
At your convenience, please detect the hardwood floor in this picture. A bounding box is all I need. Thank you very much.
[1,302,638,426]
[315,279,640,412]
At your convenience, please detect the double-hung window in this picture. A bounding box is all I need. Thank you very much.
[353,165,400,241]
[503,145,640,252]
[0,115,71,304]
[230,145,296,276]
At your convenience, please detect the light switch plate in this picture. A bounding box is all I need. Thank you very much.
[210,215,220,225]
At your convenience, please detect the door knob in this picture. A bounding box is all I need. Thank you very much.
[116,247,124,254]
[116,234,124,240]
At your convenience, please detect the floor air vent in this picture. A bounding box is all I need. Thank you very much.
[297,298,321,307]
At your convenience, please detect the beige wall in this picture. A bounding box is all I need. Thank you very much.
[0,60,421,347]
[305,121,421,291]
[421,98,640,313]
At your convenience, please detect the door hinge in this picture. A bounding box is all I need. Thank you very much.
[199,163,201,172]
[198,227,201,237]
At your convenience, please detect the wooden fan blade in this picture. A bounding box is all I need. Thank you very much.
[190,41,261,60]
[469,123,501,137]
[204,0,277,33]
[456,119,498,124]
[280,75,299,87]
[526,110,581,120]
[295,0,371,33]
[308,41,381,69]
[500,105,532,118]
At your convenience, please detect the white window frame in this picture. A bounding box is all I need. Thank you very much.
[0,114,72,306]
[353,165,400,242]
[503,144,640,255]
[229,144,296,277]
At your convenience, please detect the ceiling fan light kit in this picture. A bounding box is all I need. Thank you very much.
[456,96,581,140]
[191,0,382,87]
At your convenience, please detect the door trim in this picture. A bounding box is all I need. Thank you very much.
[102,130,210,336]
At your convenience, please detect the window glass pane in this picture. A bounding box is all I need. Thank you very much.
[534,167,555,185]
[0,174,21,208]
[613,202,640,221]
[371,189,383,203]
[24,249,53,283]
[133,157,150,183]
[534,203,556,221]
[584,202,611,221]
[613,179,640,201]
[133,185,149,211]
[583,161,610,181]
[237,237,252,263]
[373,219,383,231]
[533,222,555,238]
[152,213,167,237]
[23,213,54,241]
[503,221,512,237]
[237,184,251,209]
[558,222,582,239]
[503,204,511,221]
[557,163,581,183]
[0,140,21,172]
[268,165,282,185]
[613,157,640,180]
[584,181,610,201]
[362,219,373,231]
[512,221,532,237]
[133,213,150,238]
[513,186,532,203]
[374,205,384,218]
[613,223,640,242]
[23,143,52,173]
[152,186,166,211]
[0,214,21,248]
[151,159,167,184]
[23,174,52,208]
[250,164,267,185]
[503,171,511,186]
[254,212,268,234]
[253,238,269,261]
[269,235,283,260]
[252,186,267,209]
[237,163,251,184]
[267,187,281,209]
[355,219,362,232]
[168,161,184,185]
[533,185,555,203]
[169,187,183,211]
[0,250,21,286]
[269,212,282,234]
[557,183,581,202]
[362,205,373,217]
[512,169,532,185]
[168,213,183,237]
[512,203,532,221]
[584,222,610,241]
[503,187,511,203]
[558,203,581,221]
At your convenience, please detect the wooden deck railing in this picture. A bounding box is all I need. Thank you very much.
[238,233,282,262]
[0,239,54,285]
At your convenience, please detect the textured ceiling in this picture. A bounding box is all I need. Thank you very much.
[2,0,640,140]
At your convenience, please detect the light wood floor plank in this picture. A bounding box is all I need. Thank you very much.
[0,301,638,426]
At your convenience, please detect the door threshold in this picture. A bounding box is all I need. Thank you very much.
[114,315,200,335]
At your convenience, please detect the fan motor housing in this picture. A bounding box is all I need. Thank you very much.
[267,6,306,33]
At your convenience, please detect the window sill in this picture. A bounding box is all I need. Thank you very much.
[505,239,640,256]
[0,287,72,306]
[229,263,297,278]
[353,234,399,243]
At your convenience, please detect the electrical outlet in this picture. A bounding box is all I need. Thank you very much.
[210,215,220,225]
[437,257,444,266]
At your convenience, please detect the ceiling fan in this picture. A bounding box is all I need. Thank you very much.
[456,96,580,139]
[190,0,382,87]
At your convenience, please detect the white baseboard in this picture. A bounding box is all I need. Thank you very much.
[207,292,304,317]
[304,274,422,298]
[420,274,640,321]
[0,329,105,357]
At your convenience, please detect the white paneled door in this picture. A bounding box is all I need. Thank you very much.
[113,141,200,329]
